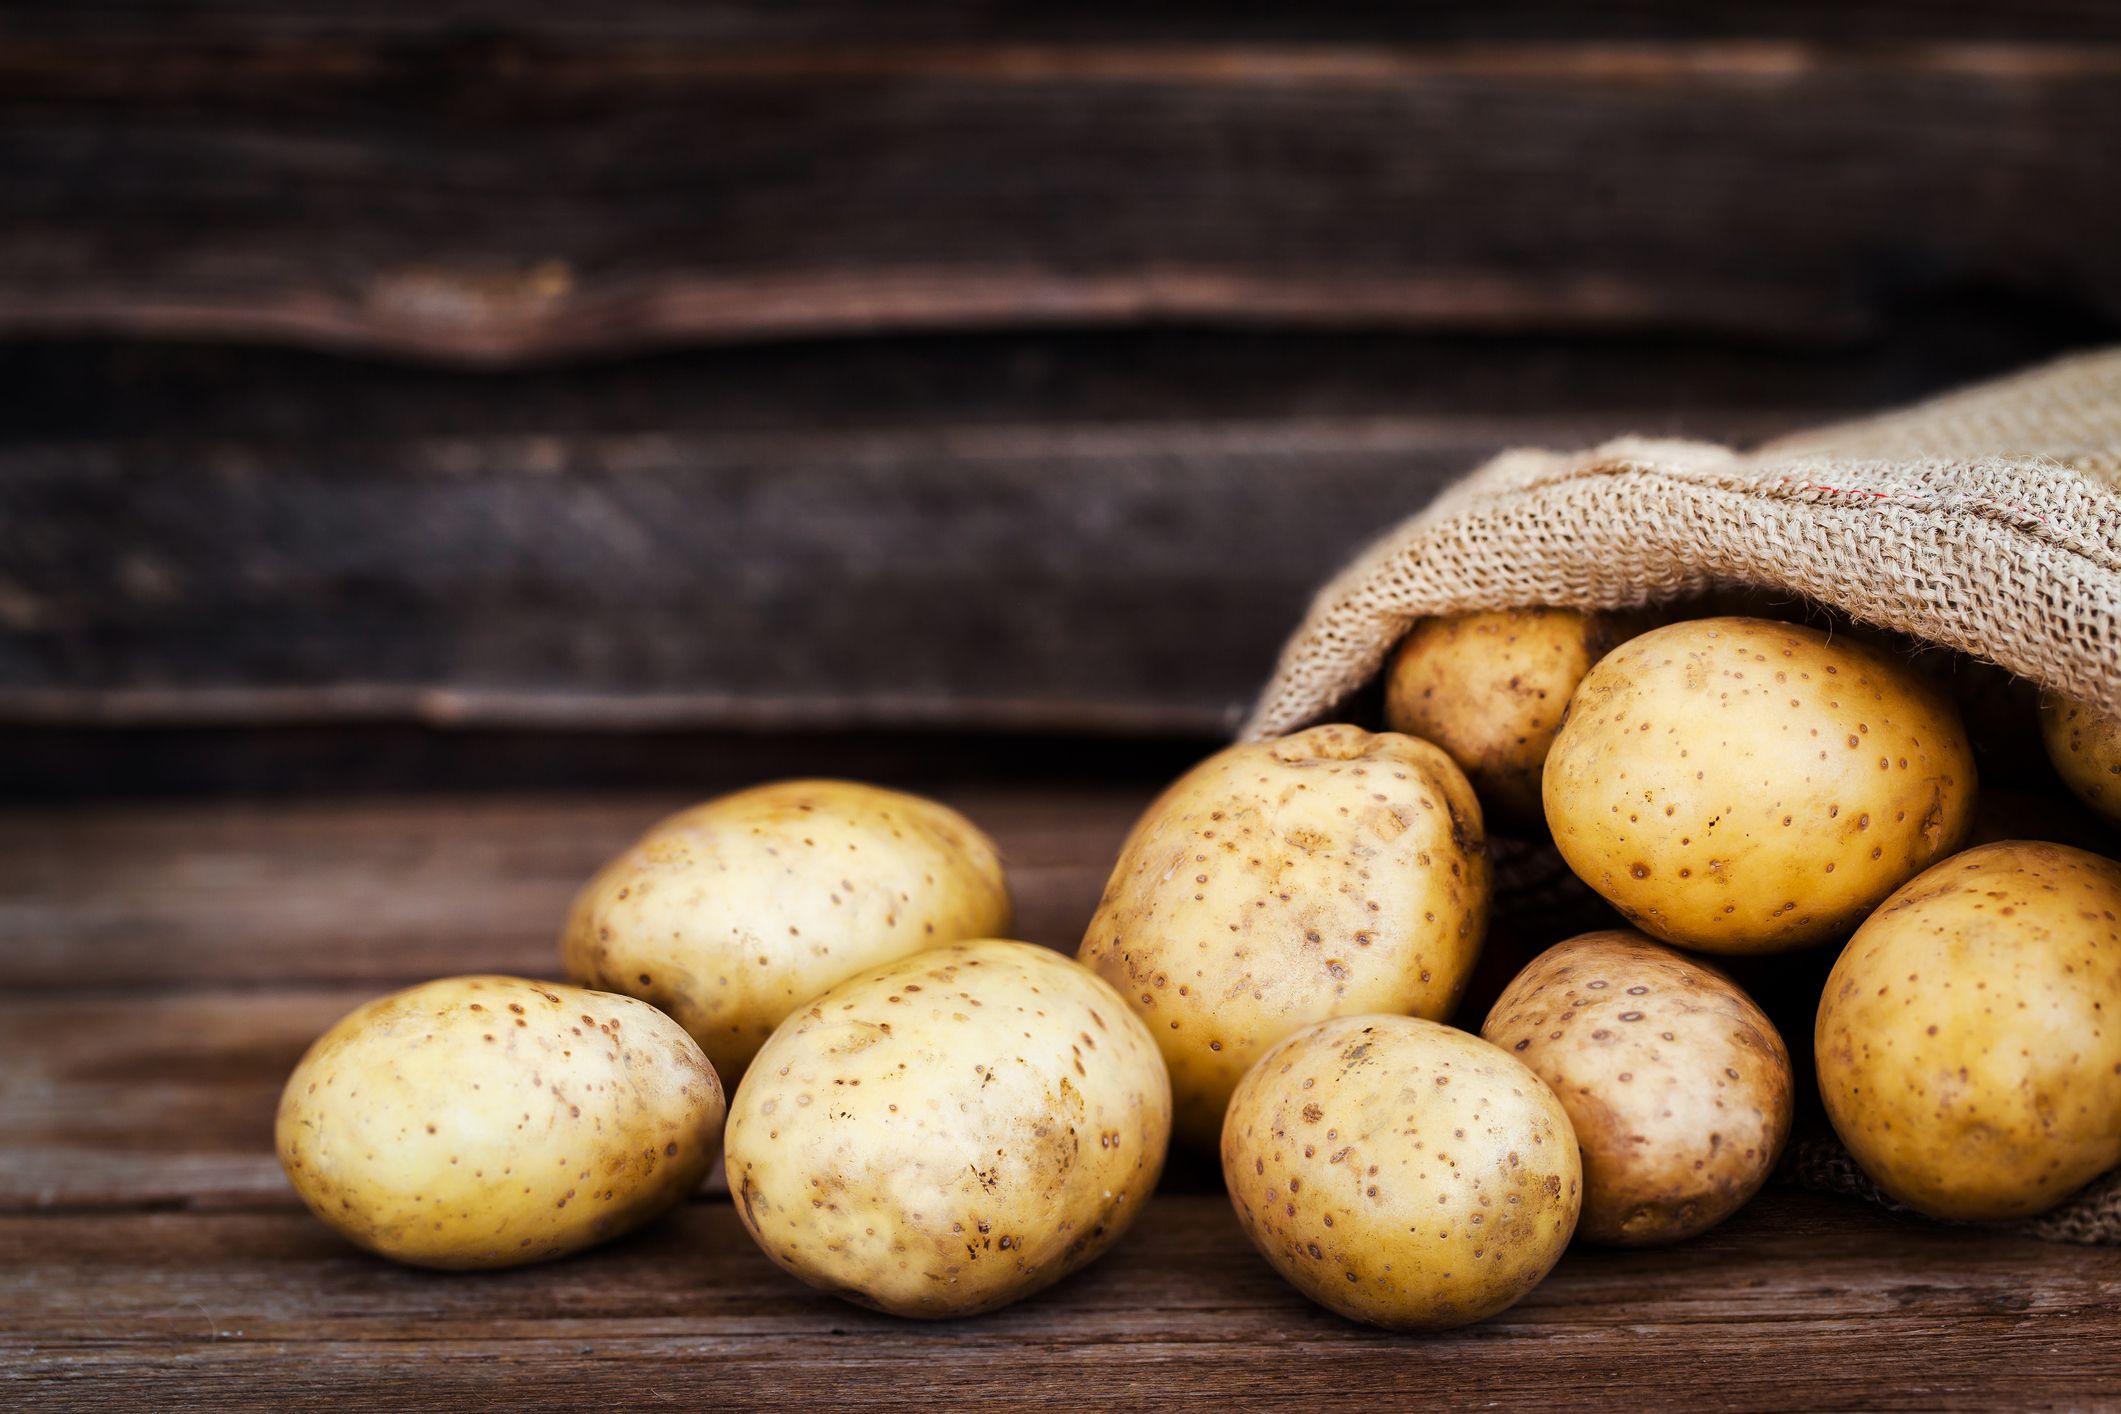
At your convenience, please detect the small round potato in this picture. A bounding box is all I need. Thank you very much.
[563,780,1010,1084]
[276,976,724,1269]
[1079,724,1490,1149]
[1544,617,1977,953]
[1816,841,2121,1220]
[725,940,1170,1318]
[1222,1014,1580,1330]
[1384,608,1640,824]
[2039,691,2121,823]
[1481,930,1792,1244]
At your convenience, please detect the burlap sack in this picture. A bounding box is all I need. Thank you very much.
[1244,347,2121,1243]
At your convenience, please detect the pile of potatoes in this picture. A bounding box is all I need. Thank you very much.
[279,781,1169,1315]
[276,609,2121,1332]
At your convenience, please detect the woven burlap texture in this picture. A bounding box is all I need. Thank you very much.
[1243,346,2121,742]
[1245,347,2121,1243]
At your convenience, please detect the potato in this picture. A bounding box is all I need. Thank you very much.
[563,780,1010,1084]
[1079,724,1490,1148]
[1544,617,1977,953]
[1222,1014,1579,1330]
[2040,691,2121,823]
[1816,840,2121,1220]
[1384,608,1641,823]
[725,939,1169,1318]
[276,976,724,1269]
[1481,929,1792,1244]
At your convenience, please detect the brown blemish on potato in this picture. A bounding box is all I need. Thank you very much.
[1482,930,1790,1246]
[1816,841,2121,1221]
[1078,726,1490,1149]
[721,940,1170,1318]
[274,976,726,1271]
[1544,618,1975,956]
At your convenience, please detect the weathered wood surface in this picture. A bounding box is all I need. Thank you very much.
[4,788,2117,1410]
[6,1195,2119,1413]
[0,789,1139,990]
[0,29,2116,358]
[1,327,2098,734]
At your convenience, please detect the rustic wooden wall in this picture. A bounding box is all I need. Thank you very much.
[2,10,2118,357]
[1,4,2116,757]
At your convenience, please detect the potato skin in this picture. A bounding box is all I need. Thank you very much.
[725,940,1170,1318]
[1481,930,1792,1244]
[2039,691,2121,823]
[1816,841,2121,1220]
[1221,1014,1579,1330]
[1544,617,1977,953]
[1079,725,1490,1149]
[1384,608,1637,824]
[562,780,1010,1084]
[276,976,724,1270]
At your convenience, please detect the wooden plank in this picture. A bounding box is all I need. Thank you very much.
[5,1194,2118,1412]
[0,987,342,1210]
[13,328,2020,447]
[0,421,1498,732]
[0,790,1141,992]
[0,328,2093,733]
[0,38,2115,358]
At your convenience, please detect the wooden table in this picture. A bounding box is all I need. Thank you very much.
[5,785,2117,1412]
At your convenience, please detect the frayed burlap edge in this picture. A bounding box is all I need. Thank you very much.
[1244,348,2121,1243]
[1242,348,2121,742]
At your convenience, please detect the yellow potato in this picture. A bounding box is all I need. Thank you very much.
[563,780,1010,1084]
[1544,617,1977,953]
[1481,930,1792,1244]
[1384,608,1640,824]
[1816,840,2121,1220]
[1222,1014,1579,1330]
[276,975,724,1269]
[725,940,1169,1318]
[1079,724,1490,1148]
[2040,691,2121,823]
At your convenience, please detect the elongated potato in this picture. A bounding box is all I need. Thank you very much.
[1816,841,2121,1220]
[563,780,1010,1084]
[1384,607,1640,824]
[1080,724,1490,1148]
[276,976,725,1269]
[1482,930,1792,1244]
[726,940,1169,1317]
[2040,691,2121,823]
[1222,1014,1580,1330]
[1544,617,1977,953]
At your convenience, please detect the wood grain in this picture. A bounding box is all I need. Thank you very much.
[0,789,1139,991]
[0,34,2115,358]
[5,1195,2117,1412]
[1,327,2096,734]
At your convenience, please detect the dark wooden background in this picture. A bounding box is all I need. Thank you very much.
[8,10,2121,1410]
[3,2,2119,781]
